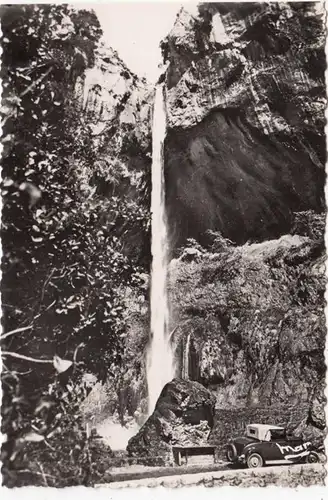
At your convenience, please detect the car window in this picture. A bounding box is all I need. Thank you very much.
[270,429,286,440]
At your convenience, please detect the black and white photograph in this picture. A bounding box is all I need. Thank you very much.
[0,1,327,490]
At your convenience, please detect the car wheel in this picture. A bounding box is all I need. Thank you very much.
[226,444,237,462]
[306,451,320,464]
[246,452,264,468]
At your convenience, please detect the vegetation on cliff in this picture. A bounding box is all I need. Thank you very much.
[167,211,325,444]
[1,4,151,485]
[169,211,325,400]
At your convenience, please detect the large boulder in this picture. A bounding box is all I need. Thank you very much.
[127,378,216,462]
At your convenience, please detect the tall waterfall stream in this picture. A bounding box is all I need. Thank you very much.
[146,85,175,415]
[87,87,179,449]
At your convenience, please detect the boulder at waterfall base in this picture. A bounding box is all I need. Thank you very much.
[127,378,216,461]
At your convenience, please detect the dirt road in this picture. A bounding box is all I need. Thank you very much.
[96,463,325,488]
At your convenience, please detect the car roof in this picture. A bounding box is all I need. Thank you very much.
[247,424,285,430]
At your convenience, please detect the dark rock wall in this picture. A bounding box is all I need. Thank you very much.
[157,2,327,452]
[162,2,326,248]
[165,110,324,246]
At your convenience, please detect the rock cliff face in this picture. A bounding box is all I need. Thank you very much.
[167,213,326,445]
[75,41,154,263]
[169,217,325,405]
[162,2,326,247]
[158,2,326,447]
[76,42,153,153]
[72,41,154,423]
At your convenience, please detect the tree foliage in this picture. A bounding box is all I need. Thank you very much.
[1,4,150,482]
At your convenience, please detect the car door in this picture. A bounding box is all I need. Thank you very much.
[266,438,288,463]
[283,437,311,462]
[256,441,273,463]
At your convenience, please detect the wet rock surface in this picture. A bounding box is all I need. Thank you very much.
[127,378,216,459]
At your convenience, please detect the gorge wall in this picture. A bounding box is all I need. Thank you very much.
[75,41,154,264]
[161,2,326,403]
[162,2,326,248]
[75,43,153,415]
[126,2,326,453]
[168,220,326,404]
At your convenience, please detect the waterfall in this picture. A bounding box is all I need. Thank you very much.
[146,85,175,415]
[183,333,191,380]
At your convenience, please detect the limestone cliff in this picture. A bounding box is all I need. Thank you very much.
[72,42,154,421]
[161,2,326,247]
[160,4,326,419]
[158,2,326,448]
[75,41,154,263]
[75,42,153,154]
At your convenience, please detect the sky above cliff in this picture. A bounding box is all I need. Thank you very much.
[89,2,197,83]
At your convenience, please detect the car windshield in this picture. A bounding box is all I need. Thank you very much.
[270,429,286,440]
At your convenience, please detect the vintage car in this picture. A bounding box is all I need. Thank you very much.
[226,423,320,468]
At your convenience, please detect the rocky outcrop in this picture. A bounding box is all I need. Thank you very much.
[127,378,215,461]
[168,218,325,407]
[162,3,326,247]
[75,42,153,152]
[74,41,154,264]
[167,219,326,447]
